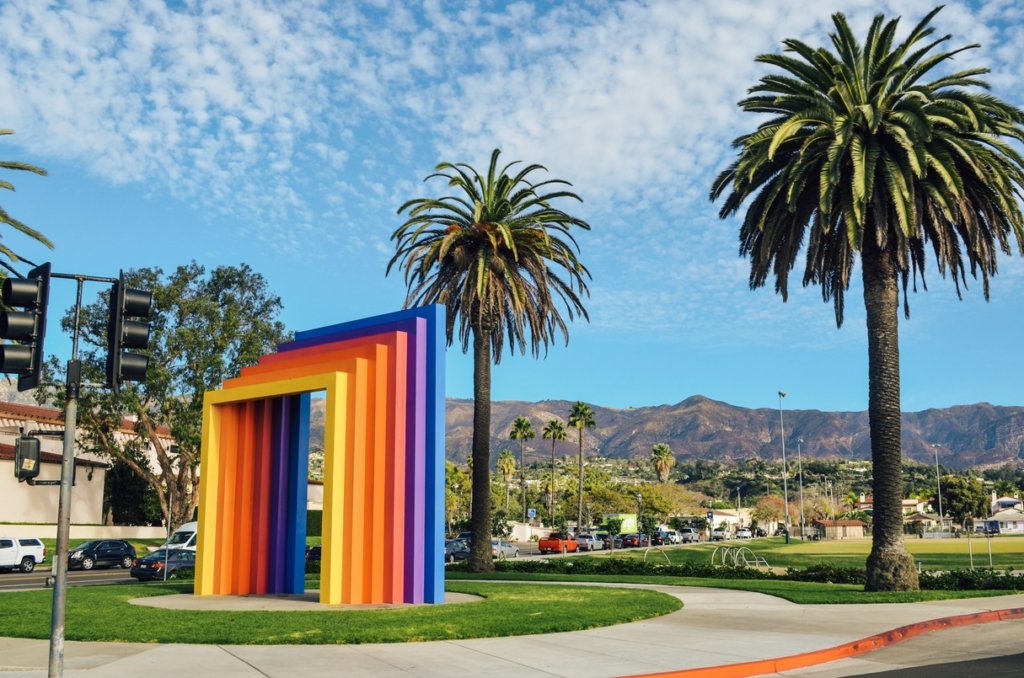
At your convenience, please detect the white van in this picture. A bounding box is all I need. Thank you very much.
[157,521,197,552]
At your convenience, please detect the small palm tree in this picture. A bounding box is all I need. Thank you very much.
[651,443,676,483]
[542,418,567,523]
[710,8,1024,591]
[568,401,596,533]
[389,149,591,572]
[1,129,53,263]
[495,448,516,511]
[510,416,536,522]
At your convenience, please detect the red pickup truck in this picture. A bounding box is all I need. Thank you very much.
[538,533,579,554]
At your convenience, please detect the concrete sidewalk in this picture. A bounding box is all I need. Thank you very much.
[2,586,1023,677]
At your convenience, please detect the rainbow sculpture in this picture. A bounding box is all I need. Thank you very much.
[194,305,445,605]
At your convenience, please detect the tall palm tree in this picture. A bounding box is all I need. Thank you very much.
[542,418,567,523]
[711,8,1024,590]
[510,416,536,522]
[495,448,516,511]
[1,129,53,263]
[651,443,676,483]
[568,401,595,533]
[389,149,591,572]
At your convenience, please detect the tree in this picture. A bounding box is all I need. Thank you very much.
[710,9,1024,591]
[509,416,536,522]
[445,461,471,535]
[937,474,988,530]
[604,516,624,552]
[651,443,676,483]
[38,262,288,529]
[0,129,53,265]
[568,401,596,533]
[495,448,516,511]
[752,495,785,526]
[389,149,591,572]
[542,418,567,524]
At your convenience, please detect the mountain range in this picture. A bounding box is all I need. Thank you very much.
[310,395,1024,470]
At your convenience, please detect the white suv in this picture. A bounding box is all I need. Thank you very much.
[678,528,700,543]
[0,537,46,573]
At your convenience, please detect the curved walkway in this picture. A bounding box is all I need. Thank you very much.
[1,586,1023,677]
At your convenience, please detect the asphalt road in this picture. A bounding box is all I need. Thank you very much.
[0,567,138,592]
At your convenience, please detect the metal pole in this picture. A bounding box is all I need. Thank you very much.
[778,391,790,544]
[797,438,806,540]
[931,444,944,532]
[164,485,172,582]
[48,278,85,678]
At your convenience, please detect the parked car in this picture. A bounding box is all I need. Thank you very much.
[621,533,650,548]
[735,527,752,539]
[538,532,578,554]
[68,540,136,570]
[305,545,322,562]
[444,539,469,563]
[650,533,666,546]
[0,537,45,573]
[663,530,681,544]
[678,528,700,543]
[491,539,519,559]
[151,521,198,553]
[754,528,768,538]
[130,549,196,581]
[711,529,728,541]
[577,534,604,551]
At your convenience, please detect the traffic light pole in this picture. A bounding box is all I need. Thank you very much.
[46,276,97,678]
[47,359,79,678]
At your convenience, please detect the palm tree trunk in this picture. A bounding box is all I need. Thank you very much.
[550,440,556,524]
[468,327,494,573]
[577,430,584,534]
[862,236,919,591]
[504,480,509,511]
[521,440,527,523]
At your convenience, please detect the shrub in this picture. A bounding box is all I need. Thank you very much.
[307,510,323,537]
[920,568,1022,591]
[785,564,867,585]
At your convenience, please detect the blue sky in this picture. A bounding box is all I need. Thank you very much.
[1,0,1022,414]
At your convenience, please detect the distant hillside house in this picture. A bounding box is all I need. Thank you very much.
[990,492,1023,514]
[813,519,867,540]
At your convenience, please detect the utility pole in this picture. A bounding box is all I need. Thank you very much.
[777,391,790,544]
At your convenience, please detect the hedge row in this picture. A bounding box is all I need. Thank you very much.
[455,557,1021,591]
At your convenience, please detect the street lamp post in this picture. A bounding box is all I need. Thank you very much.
[778,391,791,544]
[931,444,945,532]
[797,437,806,540]
[635,492,642,543]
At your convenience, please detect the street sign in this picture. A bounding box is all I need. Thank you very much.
[527,508,537,519]
[706,511,714,522]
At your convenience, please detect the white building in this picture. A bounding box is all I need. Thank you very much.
[0,401,172,525]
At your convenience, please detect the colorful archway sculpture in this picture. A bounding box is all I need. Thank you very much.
[194,305,445,605]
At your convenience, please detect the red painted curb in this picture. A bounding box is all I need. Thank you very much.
[623,606,1024,678]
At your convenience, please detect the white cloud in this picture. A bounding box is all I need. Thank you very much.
[1,0,1021,345]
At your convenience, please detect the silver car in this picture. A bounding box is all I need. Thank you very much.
[491,539,519,559]
[577,534,604,551]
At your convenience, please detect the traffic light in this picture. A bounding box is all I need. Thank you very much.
[105,271,153,389]
[0,262,50,391]
[14,435,41,481]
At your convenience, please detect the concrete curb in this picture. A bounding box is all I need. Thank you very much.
[626,606,1024,678]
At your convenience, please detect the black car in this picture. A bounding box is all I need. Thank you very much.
[444,539,470,563]
[68,540,136,570]
[130,549,196,581]
[305,545,322,562]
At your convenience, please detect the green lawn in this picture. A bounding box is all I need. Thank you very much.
[0,581,680,644]
[600,536,1024,571]
[447,571,1015,604]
